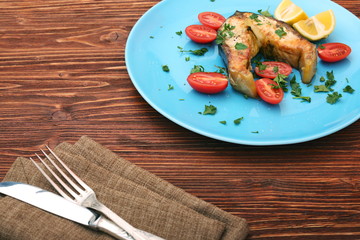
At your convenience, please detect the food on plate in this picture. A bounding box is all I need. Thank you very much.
[198,12,226,30]
[187,72,228,94]
[185,24,217,43]
[255,78,284,104]
[218,11,317,98]
[274,0,308,25]
[293,10,336,41]
[255,61,292,79]
[317,42,351,62]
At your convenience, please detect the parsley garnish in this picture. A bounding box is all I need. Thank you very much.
[176,31,182,36]
[162,65,170,72]
[290,76,301,97]
[314,85,331,92]
[275,27,287,38]
[273,74,288,92]
[185,56,190,62]
[234,117,244,125]
[235,43,248,50]
[219,121,227,125]
[216,24,235,44]
[250,13,261,22]
[326,92,342,104]
[177,46,208,56]
[168,84,174,90]
[202,105,217,115]
[257,8,273,17]
[293,96,311,103]
[343,85,355,93]
[190,65,205,73]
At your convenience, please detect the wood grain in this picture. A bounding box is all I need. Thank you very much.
[0,0,359,239]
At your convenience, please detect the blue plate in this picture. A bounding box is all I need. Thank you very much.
[125,0,360,145]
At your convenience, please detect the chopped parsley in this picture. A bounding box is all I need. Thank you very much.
[234,117,244,125]
[185,56,190,62]
[202,105,217,115]
[257,8,273,17]
[219,120,227,125]
[250,13,261,23]
[168,84,174,90]
[326,92,342,104]
[343,85,355,94]
[216,24,235,44]
[290,76,301,97]
[162,65,170,72]
[314,85,331,92]
[235,42,248,50]
[176,31,182,36]
[190,65,205,73]
[275,27,287,38]
[177,46,208,56]
[293,96,311,103]
[273,74,288,92]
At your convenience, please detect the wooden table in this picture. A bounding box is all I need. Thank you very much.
[0,1,359,239]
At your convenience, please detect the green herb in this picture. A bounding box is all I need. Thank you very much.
[273,74,288,92]
[290,76,301,97]
[162,65,170,72]
[318,44,325,49]
[325,71,336,89]
[275,27,287,38]
[234,117,244,125]
[314,85,331,92]
[215,65,227,75]
[179,99,185,101]
[176,31,182,36]
[293,96,311,103]
[235,42,248,50]
[185,56,190,62]
[219,121,227,125]
[216,24,235,44]
[320,76,326,82]
[257,8,273,17]
[190,65,205,74]
[343,85,355,94]
[149,36,154,39]
[250,13,261,22]
[326,92,342,104]
[202,105,217,115]
[177,46,208,56]
[273,66,279,73]
[168,84,174,90]
[251,131,259,134]
[257,62,267,72]
[210,0,215,2]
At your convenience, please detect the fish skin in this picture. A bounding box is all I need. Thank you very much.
[218,11,317,97]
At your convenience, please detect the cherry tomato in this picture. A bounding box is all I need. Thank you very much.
[187,72,228,94]
[198,12,226,30]
[185,24,217,44]
[317,42,351,62]
[254,61,292,79]
[255,78,284,104]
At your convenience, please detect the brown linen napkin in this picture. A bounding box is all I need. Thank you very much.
[0,136,248,240]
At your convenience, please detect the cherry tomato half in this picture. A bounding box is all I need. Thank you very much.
[198,12,226,30]
[317,42,351,62]
[185,24,217,44]
[255,78,284,104]
[254,61,292,79]
[187,72,228,94]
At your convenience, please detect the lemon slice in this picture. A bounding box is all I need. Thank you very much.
[274,0,308,25]
[293,10,336,41]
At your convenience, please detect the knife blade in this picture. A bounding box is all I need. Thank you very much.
[0,181,135,240]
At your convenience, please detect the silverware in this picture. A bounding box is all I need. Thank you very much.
[0,181,134,240]
[31,146,164,240]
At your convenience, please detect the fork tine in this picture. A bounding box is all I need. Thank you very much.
[40,148,85,194]
[30,157,73,201]
[45,145,91,191]
[34,153,80,200]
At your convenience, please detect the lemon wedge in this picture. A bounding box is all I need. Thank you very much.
[274,0,308,25]
[293,9,336,41]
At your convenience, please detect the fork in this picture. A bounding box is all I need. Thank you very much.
[30,145,164,240]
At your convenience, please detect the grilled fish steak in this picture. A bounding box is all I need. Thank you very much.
[218,11,317,98]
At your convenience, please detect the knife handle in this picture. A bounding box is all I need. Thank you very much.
[93,216,164,240]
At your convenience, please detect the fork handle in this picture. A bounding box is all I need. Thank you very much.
[90,201,165,240]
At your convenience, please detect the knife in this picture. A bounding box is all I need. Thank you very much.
[0,181,140,240]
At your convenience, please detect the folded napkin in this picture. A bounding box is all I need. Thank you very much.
[0,136,248,240]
